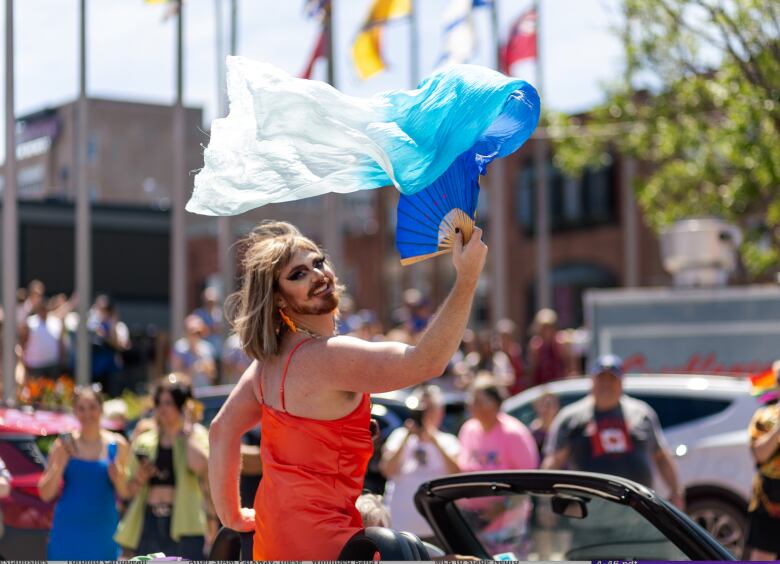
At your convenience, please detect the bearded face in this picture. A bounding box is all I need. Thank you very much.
[276,249,341,317]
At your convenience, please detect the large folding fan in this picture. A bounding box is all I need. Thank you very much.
[396,88,539,265]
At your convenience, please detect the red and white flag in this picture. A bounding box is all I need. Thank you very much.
[300,30,326,79]
[300,0,330,79]
[501,8,537,74]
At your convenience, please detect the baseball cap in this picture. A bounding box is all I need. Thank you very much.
[590,354,624,377]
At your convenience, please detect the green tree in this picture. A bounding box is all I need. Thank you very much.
[552,0,780,276]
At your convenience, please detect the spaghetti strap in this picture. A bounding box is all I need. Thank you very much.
[258,364,265,404]
[280,338,315,413]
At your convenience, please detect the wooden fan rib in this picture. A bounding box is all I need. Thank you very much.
[437,207,475,250]
[400,249,450,266]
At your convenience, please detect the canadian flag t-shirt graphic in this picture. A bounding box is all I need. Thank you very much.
[588,416,634,457]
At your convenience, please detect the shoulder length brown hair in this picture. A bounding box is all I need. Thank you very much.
[226,220,324,362]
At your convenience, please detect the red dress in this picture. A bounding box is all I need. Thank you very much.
[253,338,374,560]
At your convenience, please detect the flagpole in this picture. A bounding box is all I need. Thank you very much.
[230,0,237,55]
[325,3,335,90]
[216,0,234,308]
[488,0,509,324]
[75,0,91,387]
[3,0,17,403]
[621,4,638,287]
[409,0,419,87]
[532,0,551,310]
[323,2,343,272]
[215,0,223,110]
[171,0,187,341]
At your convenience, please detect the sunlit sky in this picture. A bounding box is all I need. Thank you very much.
[0,0,624,157]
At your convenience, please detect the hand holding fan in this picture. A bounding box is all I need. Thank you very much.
[396,153,479,265]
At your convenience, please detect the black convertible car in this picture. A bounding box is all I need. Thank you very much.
[211,469,735,561]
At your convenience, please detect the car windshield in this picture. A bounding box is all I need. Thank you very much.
[454,490,689,561]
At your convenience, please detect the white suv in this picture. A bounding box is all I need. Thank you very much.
[502,374,757,555]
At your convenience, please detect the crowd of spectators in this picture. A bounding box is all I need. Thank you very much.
[1,279,584,403]
[0,278,588,557]
[2,278,778,559]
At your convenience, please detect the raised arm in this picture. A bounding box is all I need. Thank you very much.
[208,360,263,531]
[319,228,487,394]
[107,435,131,500]
[38,438,71,502]
[379,427,413,479]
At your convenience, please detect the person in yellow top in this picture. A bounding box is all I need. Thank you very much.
[115,377,209,559]
[746,360,780,560]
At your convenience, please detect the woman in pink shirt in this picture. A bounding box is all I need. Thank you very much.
[458,376,539,472]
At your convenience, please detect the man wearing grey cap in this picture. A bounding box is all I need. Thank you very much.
[542,354,684,509]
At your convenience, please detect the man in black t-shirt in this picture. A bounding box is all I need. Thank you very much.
[542,354,684,509]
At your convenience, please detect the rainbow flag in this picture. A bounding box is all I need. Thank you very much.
[750,369,778,403]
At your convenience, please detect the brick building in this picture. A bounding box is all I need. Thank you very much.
[489,139,670,334]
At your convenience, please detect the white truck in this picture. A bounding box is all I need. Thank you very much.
[585,284,780,376]
[587,218,780,375]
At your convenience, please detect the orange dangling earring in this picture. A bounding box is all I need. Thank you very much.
[278,308,297,333]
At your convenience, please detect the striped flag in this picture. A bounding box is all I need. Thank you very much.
[300,0,330,79]
[144,0,181,21]
[301,30,326,79]
[352,0,412,80]
[502,8,537,74]
[304,0,329,20]
[436,0,491,69]
[750,368,777,396]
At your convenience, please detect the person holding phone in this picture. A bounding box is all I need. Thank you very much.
[38,386,130,559]
[744,360,780,560]
[115,378,209,559]
[379,385,460,542]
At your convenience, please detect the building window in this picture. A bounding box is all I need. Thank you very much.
[563,176,581,223]
[516,166,534,228]
[18,164,46,200]
[515,156,617,233]
[584,165,613,222]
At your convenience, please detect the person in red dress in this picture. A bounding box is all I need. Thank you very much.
[208,221,487,560]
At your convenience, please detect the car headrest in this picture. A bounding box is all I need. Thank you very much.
[338,527,431,561]
[208,527,254,560]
